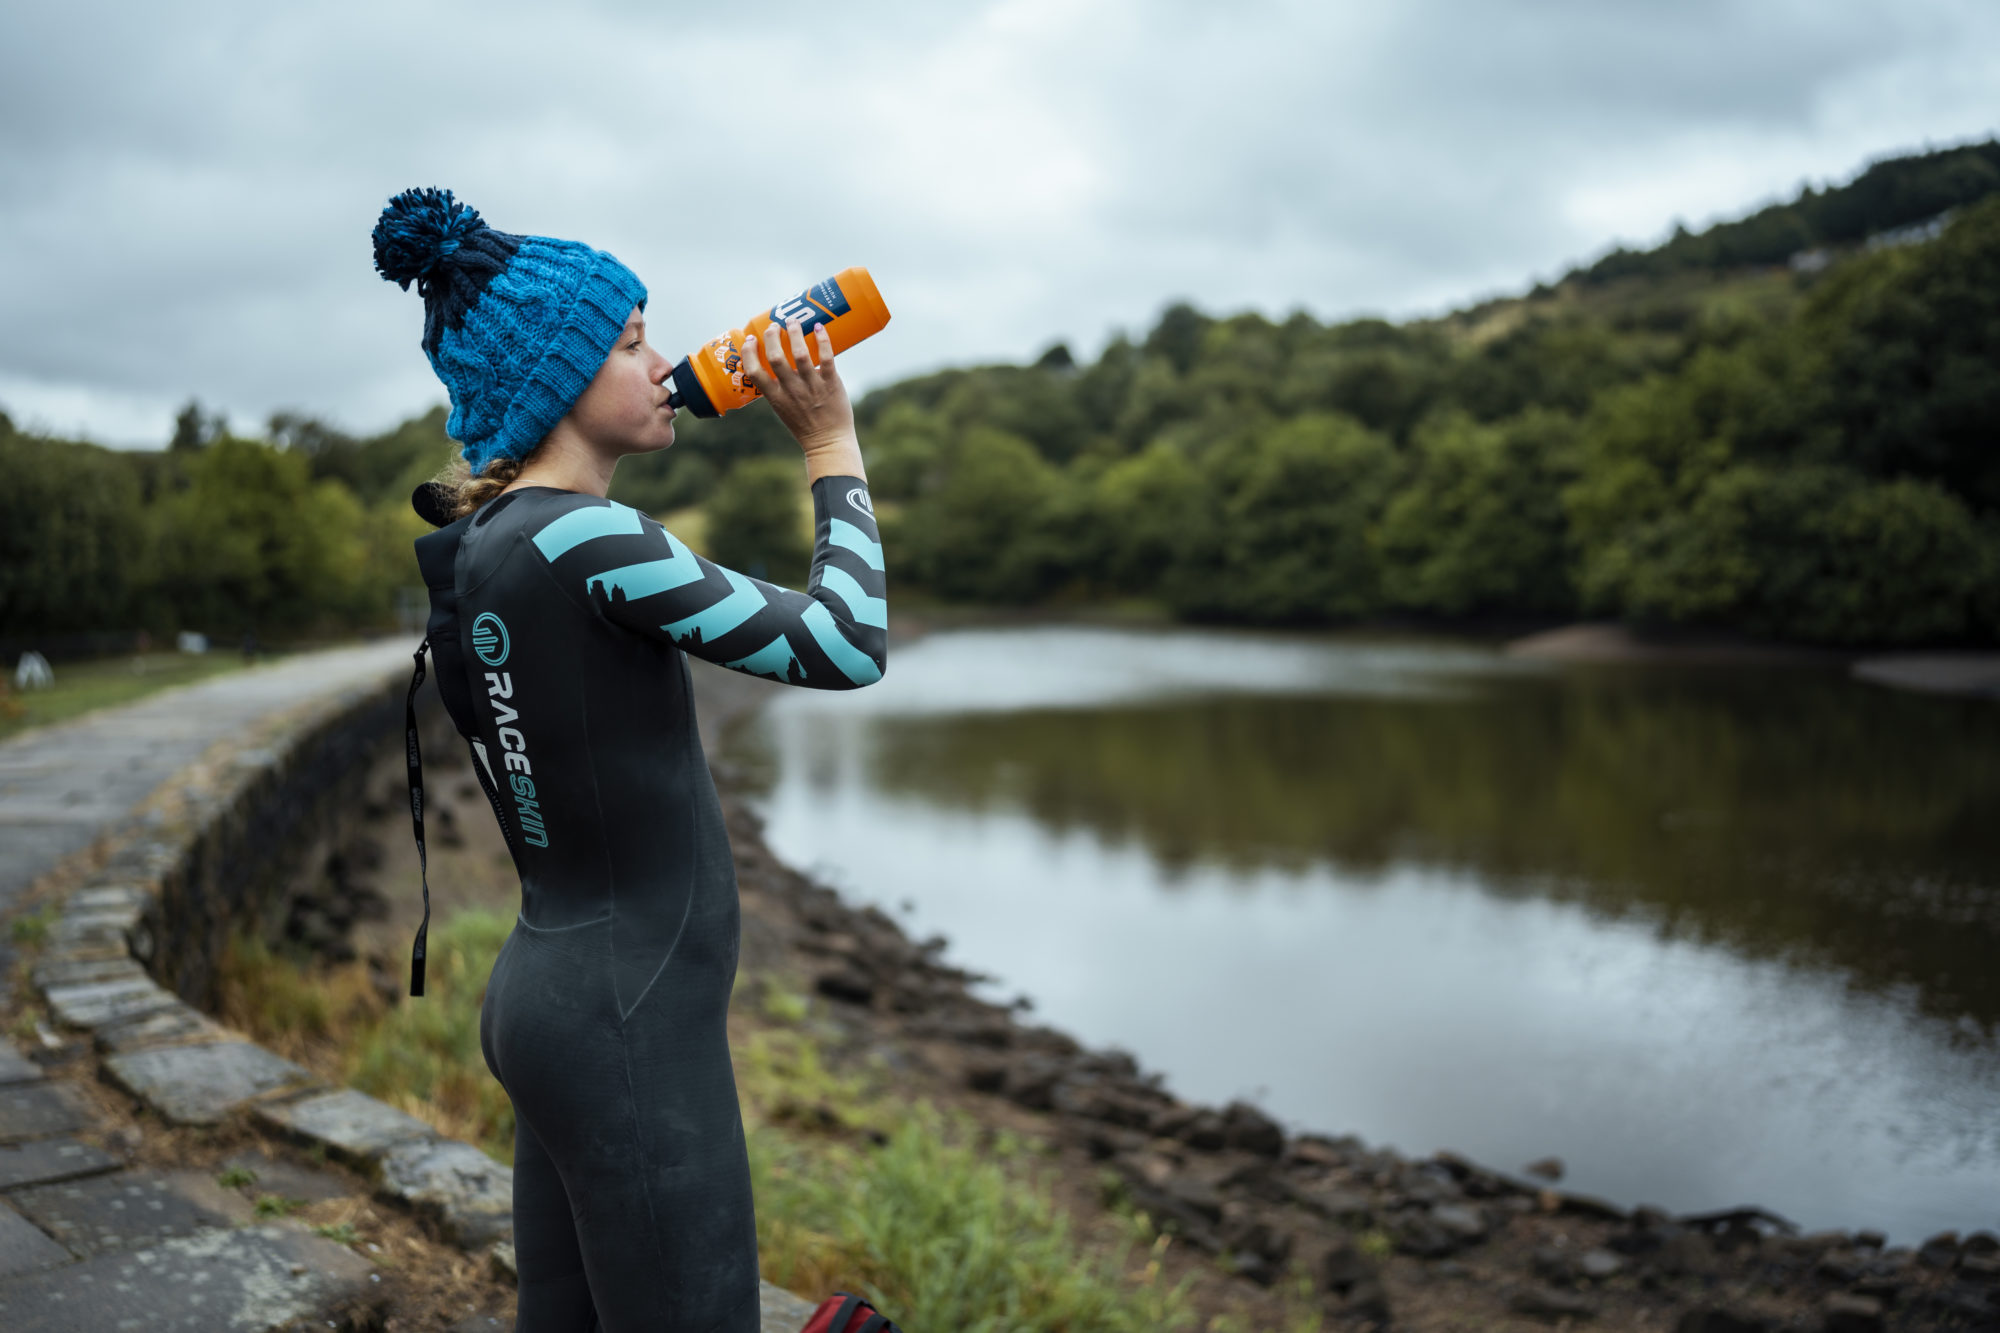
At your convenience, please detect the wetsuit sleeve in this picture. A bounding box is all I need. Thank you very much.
[523,474,887,689]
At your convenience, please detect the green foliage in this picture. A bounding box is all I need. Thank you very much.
[0,431,147,635]
[753,1107,1194,1333]
[1582,138,2000,283]
[1173,414,1397,623]
[704,456,813,584]
[1378,411,1577,616]
[4,144,1993,648]
[894,428,1080,603]
[348,909,517,1161]
[216,1165,257,1189]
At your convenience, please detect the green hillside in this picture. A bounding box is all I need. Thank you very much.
[4,139,1997,650]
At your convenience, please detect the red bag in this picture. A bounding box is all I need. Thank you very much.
[800,1291,901,1333]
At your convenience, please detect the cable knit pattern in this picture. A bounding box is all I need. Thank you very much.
[374,189,647,473]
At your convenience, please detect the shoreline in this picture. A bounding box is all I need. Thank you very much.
[687,645,1998,1330]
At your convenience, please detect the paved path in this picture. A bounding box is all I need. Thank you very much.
[0,640,414,930]
[0,639,821,1332]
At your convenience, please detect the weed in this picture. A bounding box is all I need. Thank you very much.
[8,905,55,949]
[313,1221,361,1246]
[216,1165,257,1189]
[1356,1226,1394,1260]
[254,1194,305,1218]
[761,979,810,1025]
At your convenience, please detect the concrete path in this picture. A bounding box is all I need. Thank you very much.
[0,641,415,953]
[0,638,822,1332]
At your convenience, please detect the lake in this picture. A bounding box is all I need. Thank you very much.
[728,624,2000,1246]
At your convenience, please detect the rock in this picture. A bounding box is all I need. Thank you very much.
[0,1204,70,1278]
[1653,1230,1718,1277]
[1319,1239,1378,1294]
[42,978,178,1031]
[1081,1125,1146,1161]
[90,1001,228,1054]
[1924,1282,1999,1322]
[1961,1253,2000,1283]
[813,968,874,1005]
[1579,1247,1626,1280]
[1524,1155,1565,1181]
[1340,1276,1392,1325]
[1531,1245,1580,1285]
[759,1280,820,1332]
[0,1137,119,1190]
[0,1082,93,1144]
[1050,1080,1156,1129]
[1279,1180,1374,1224]
[1917,1231,1961,1270]
[1820,1292,1885,1333]
[964,1061,1007,1094]
[1160,1173,1225,1225]
[1814,1249,1866,1283]
[30,956,146,991]
[102,1040,315,1126]
[217,1150,355,1204]
[377,1138,513,1247]
[1675,1310,1772,1333]
[1220,1101,1285,1157]
[1287,1135,1352,1168]
[1966,1231,2000,1257]
[1001,1056,1065,1111]
[1510,1283,1597,1321]
[1429,1202,1489,1243]
[257,1088,436,1168]
[1391,1211,1461,1259]
[10,1168,247,1258]
[0,1222,375,1333]
[0,1045,41,1086]
[1431,1149,1530,1199]
[1176,1111,1229,1152]
[1219,1216,1292,1286]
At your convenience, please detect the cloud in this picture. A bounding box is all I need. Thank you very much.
[1,0,1996,445]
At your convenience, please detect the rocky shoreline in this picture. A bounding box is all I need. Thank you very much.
[687,657,2000,1333]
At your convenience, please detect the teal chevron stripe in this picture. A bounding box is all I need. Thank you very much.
[532,502,644,560]
[818,566,887,630]
[587,556,705,603]
[801,601,883,685]
[724,635,803,682]
[663,567,769,645]
[829,519,884,571]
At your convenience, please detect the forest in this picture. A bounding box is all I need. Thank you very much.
[3,139,1996,653]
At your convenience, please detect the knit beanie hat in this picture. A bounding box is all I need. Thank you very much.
[372,187,648,473]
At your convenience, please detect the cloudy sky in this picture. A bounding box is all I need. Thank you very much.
[3,0,1997,448]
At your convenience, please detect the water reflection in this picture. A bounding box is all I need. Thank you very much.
[731,626,2000,1240]
[847,670,2000,1032]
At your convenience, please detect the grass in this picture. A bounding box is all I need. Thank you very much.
[0,650,266,742]
[221,915,1208,1330]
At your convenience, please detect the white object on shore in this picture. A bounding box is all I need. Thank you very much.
[13,651,54,690]
[176,631,210,655]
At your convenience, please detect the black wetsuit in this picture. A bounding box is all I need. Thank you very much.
[410,475,886,1333]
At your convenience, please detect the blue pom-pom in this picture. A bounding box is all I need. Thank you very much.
[372,187,487,289]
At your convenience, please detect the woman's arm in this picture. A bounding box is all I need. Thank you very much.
[521,320,886,688]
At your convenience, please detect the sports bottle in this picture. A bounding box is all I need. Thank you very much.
[665,267,891,418]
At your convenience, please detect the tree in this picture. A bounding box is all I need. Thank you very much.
[703,458,811,583]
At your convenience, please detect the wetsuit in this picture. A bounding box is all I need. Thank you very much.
[409,475,886,1333]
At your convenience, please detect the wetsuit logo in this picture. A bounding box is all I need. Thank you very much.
[472,612,510,666]
[846,488,873,517]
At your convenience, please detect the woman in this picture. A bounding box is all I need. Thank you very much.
[380,187,887,1332]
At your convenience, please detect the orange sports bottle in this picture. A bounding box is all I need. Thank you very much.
[665,267,891,418]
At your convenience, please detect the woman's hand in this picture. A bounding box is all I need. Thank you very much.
[741,318,865,483]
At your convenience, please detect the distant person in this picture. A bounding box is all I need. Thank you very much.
[379,188,888,1333]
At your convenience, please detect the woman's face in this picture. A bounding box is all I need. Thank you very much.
[565,305,677,456]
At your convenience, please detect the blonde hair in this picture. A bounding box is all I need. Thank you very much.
[433,443,546,520]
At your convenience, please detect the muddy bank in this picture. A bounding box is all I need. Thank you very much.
[692,646,1998,1332]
